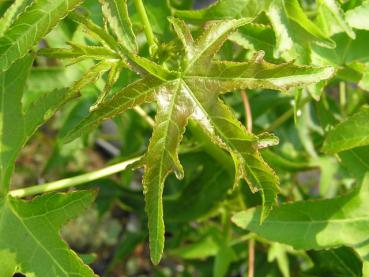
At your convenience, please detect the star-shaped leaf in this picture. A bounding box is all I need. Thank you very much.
[65,18,334,264]
[0,191,96,276]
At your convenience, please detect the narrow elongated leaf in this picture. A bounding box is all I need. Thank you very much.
[0,0,84,72]
[0,191,96,276]
[66,18,334,264]
[323,106,369,153]
[65,76,164,142]
[232,173,369,275]
[100,0,137,53]
[143,80,194,264]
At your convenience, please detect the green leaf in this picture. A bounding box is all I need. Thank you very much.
[322,106,369,153]
[284,0,335,48]
[229,23,276,61]
[317,0,355,39]
[267,0,334,62]
[307,247,362,277]
[313,31,369,65]
[100,0,137,53]
[346,1,369,31]
[174,0,273,21]
[0,0,32,36]
[0,56,74,195]
[143,81,194,264]
[65,18,334,264]
[0,191,96,276]
[232,173,369,275]
[0,0,84,72]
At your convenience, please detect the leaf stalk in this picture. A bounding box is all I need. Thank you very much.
[9,156,142,198]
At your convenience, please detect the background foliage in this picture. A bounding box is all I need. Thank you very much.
[0,0,369,276]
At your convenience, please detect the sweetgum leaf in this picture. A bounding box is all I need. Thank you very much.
[0,191,96,276]
[232,173,369,275]
[0,56,73,195]
[322,106,369,153]
[100,0,137,53]
[0,0,84,72]
[66,18,334,264]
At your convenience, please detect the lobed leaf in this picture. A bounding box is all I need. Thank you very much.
[143,80,194,264]
[66,17,336,264]
[100,0,137,53]
[0,0,84,72]
[0,191,96,276]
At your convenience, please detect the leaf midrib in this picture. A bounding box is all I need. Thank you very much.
[6,200,68,275]
[151,80,182,259]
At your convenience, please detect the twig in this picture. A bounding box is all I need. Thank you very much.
[248,239,255,277]
[241,90,252,132]
[133,0,157,56]
[9,156,142,198]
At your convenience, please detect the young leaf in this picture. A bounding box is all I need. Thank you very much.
[100,0,137,53]
[65,18,334,264]
[322,106,369,153]
[0,0,84,72]
[0,191,96,276]
[232,173,369,275]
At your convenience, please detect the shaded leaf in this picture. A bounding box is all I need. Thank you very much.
[307,247,362,277]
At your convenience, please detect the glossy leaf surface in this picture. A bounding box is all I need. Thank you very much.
[66,17,334,264]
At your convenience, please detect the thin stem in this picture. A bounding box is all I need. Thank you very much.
[248,239,255,277]
[133,0,157,56]
[339,81,346,116]
[266,96,311,132]
[134,106,155,127]
[241,90,252,132]
[9,156,142,198]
